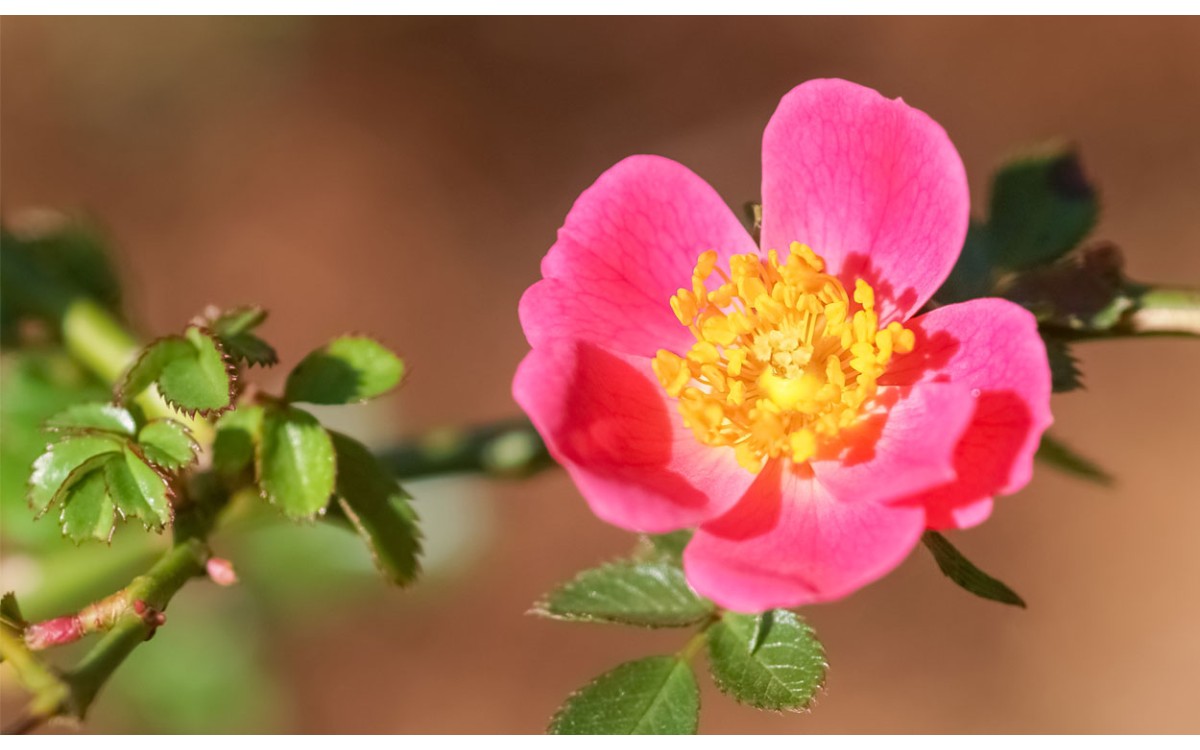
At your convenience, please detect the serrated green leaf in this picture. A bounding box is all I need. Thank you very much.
[549,656,699,735]
[210,306,277,367]
[536,561,712,628]
[119,336,194,401]
[104,447,173,529]
[258,405,335,519]
[158,327,236,414]
[212,406,263,476]
[1,351,111,547]
[284,336,405,405]
[45,403,136,437]
[706,610,826,712]
[988,146,1098,270]
[59,462,117,543]
[137,419,197,471]
[329,431,422,586]
[922,531,1026,608]
[120,327,235,415]
[219,332,278,368]
[1043,335,1083,393]
[1036,433,1113,486]
[28,435,123,515]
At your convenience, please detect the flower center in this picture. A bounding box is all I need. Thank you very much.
[652,242,915,474]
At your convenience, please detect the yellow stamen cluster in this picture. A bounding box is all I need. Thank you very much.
[652,242,916,474]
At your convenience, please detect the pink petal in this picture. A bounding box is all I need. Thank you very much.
[761,79,970,324]
[684,462,927,612]
[521,155,758,358]
[513,339,755,533]
[811,382,975,505]
[880,298,1053,529]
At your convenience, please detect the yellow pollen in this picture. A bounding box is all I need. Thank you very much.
[655,242,916,474]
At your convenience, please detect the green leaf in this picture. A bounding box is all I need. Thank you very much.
[212,406,263,476]
[120,327,235,415]
[747,609,773,655]
[210,306,278,368]
[137,419,198,471]
[284,336,405,405]
[119,336,192,401]
[922,531,1026,608]
[104,447,173,529]
[258,405,335,519]
[329,431,422,586]
[59,462,117,543]
[1036,433,1113,486]
[535,560,712,628]
[1043,335,1083,393]
[45,403,137,437]
[27,435,123,516]
[549,656,699,735]
[988,145,1098,269]
[706,610,826,711]
[1,351,111,547]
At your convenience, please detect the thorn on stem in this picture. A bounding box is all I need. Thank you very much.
[205,557,238,587]
[131,600,166,640]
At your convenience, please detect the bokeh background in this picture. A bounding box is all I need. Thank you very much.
[2,16,1199,733]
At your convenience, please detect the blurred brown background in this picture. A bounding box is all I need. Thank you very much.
[2,16,1199,733]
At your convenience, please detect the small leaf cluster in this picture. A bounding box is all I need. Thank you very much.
[210,332,420,586]
[536,533,826,734]
[28,403,196,543]
[20,295,422,587]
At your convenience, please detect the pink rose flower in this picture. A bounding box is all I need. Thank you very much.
[514,79,1052,613]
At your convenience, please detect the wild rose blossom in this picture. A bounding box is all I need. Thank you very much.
[514,79,1052,613]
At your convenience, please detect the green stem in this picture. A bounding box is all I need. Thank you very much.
[2,238,209,438]
[1044,284,1200,341]
[3,479,226,733]
[63,538,210,720]
[676,613,721,662]
[0,627,70,721]
[1126,286,1200,337]
[377,418,555,480]
[60,300,140,387]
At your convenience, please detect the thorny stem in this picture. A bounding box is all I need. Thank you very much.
[2,500,221,734]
